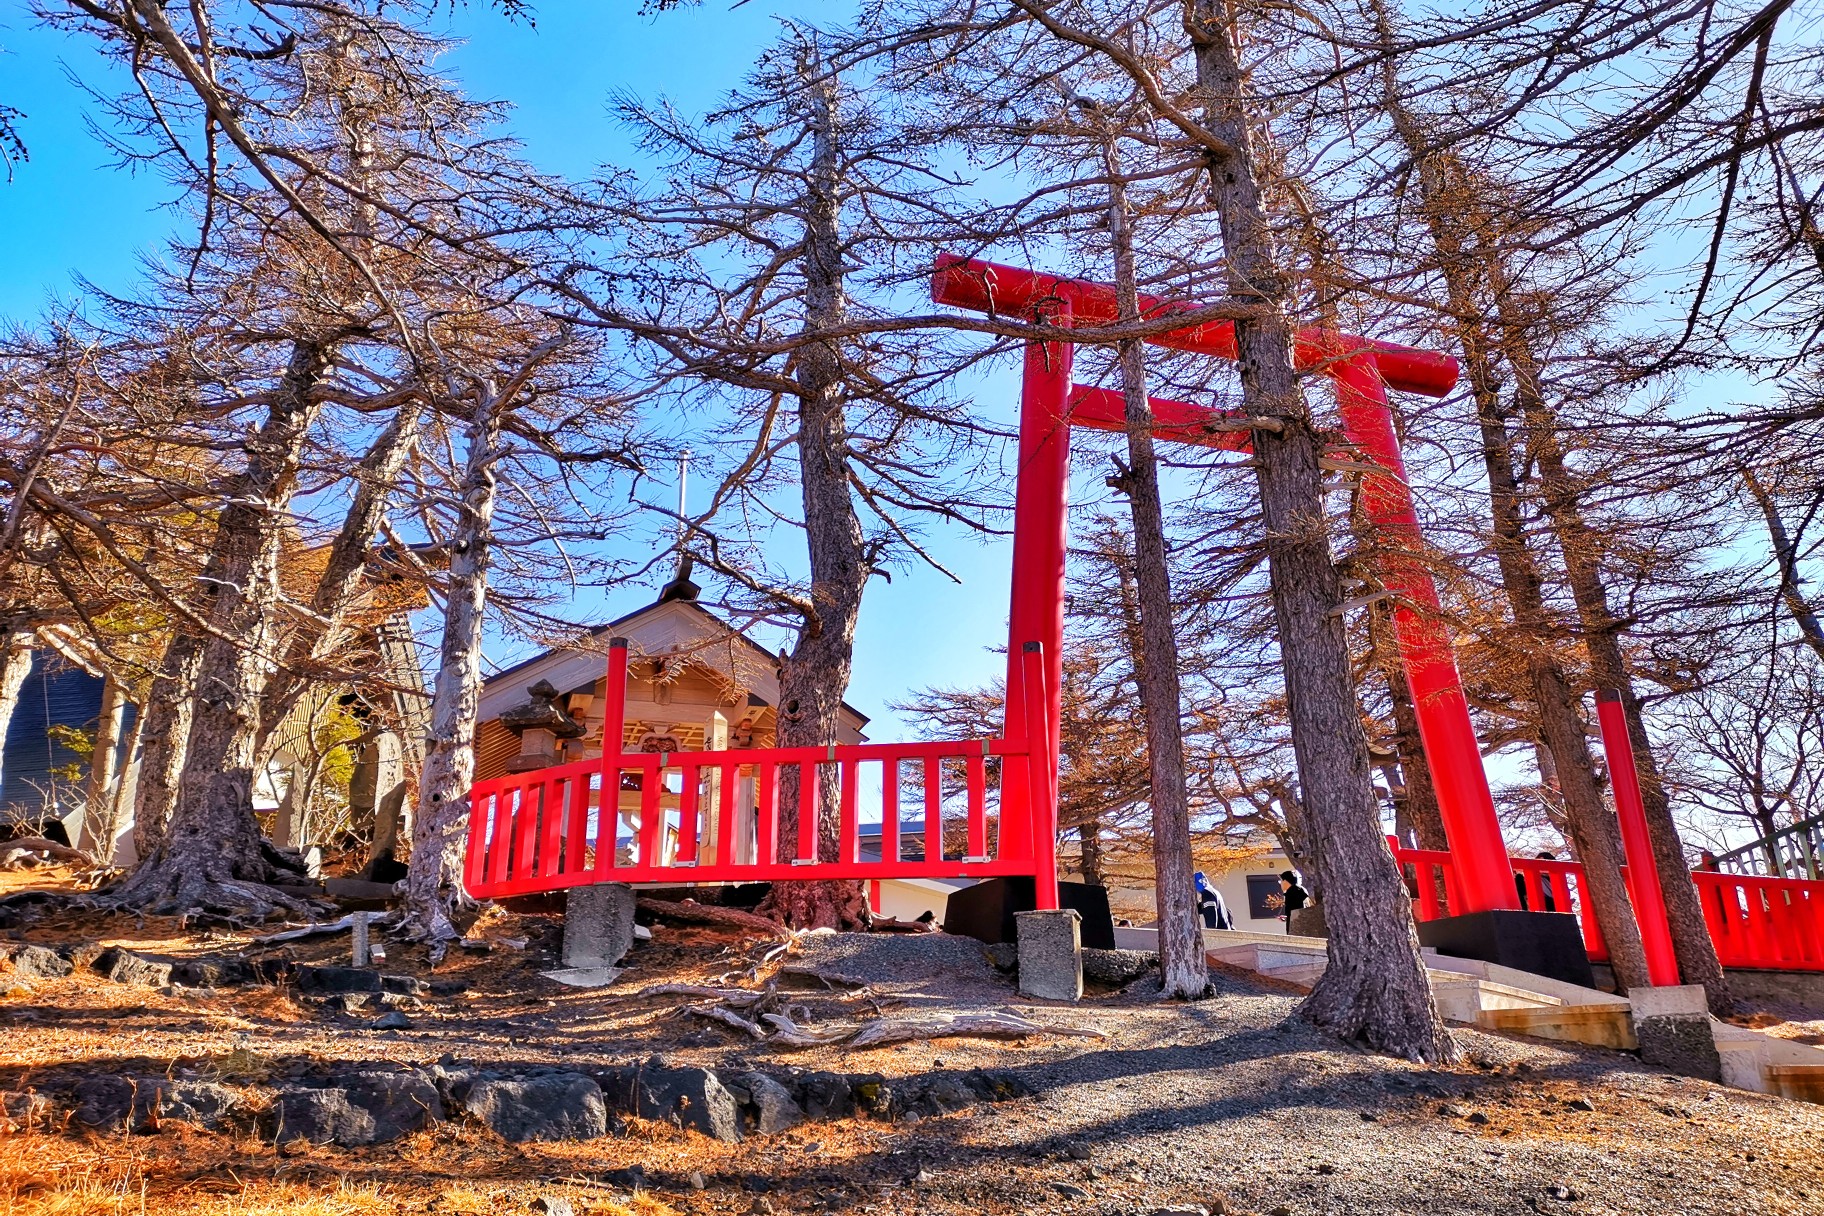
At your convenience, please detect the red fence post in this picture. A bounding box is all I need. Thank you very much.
[1597,689,1681,985]
[1000,326,1074,875]
[1330,356,1518,914]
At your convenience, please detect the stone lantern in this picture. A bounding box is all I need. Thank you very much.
[500,679,586,772]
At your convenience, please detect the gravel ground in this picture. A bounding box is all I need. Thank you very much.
[3,899,1823,1216]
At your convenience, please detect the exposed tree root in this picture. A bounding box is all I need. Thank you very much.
[753,879,871,931]
[638,897,791,938]
[1301,963,1461,1065]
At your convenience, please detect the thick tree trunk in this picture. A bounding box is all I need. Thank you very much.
[1458,329,1652,990]
[131,633,200,858]
[401,389,504,946]
[0,627,33,797]
[256,402,426,759]
[1188,6,1454,1061]
[754,69,871,932]
[1503,313,1733,1007]
[111,339,331,918]
[1105,149,1207,999]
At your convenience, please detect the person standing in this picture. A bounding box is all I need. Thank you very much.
[1278,870,1309,934]
[1194,871,1234,930]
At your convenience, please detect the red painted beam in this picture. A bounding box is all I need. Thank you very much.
[932,253,1460,399]
[1067,385,1253,453]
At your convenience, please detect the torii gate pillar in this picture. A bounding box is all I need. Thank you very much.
[938,255,1519,917]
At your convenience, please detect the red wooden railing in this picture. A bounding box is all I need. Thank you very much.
[463,639,1056,901]
[1392,843,1824,973]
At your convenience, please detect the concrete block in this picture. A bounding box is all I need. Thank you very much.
[1628,984,1709,1019]
[1015,908,1082,1001]
[563,883,636,969]
[1629,985,1722,1082]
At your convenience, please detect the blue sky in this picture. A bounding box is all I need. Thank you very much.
[0,0,1029,735]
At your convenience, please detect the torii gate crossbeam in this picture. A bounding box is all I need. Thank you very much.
[932,254,1519,916]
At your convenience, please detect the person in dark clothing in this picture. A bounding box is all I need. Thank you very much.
[1193,871,1234,930]
[1516,850,1559,912]
[1278,870,1308,933]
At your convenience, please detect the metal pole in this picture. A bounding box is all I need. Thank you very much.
[1331,357,1518,914]
[1000,327,1073,879]
[1597,689,1681,986]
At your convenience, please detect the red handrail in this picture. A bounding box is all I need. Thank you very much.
[1390,842,1824,973]
[463,640,1056,901]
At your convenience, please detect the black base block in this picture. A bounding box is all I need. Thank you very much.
[1417,910,1596,989]
[943,877,1116,950]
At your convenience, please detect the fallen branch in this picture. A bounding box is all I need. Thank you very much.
[685,1004,767,1039]
[846,1011,1110,1049]
[0,837,91,869]
[250,913,383,944]
[760,1012,854,1049]
[637,897,788,938]
[631,982,769,1006]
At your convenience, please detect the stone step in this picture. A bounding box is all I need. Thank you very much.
[1475,1004,1639,1050]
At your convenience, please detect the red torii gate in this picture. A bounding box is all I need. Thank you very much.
[460,255,1516,920]
[931,254,1519,916]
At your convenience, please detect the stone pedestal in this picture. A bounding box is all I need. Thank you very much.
[563,883,637,970]
[1629,984,1722,1082]
[1015,908,1083,1001]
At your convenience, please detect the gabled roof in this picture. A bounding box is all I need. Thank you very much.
[478,596,871,731]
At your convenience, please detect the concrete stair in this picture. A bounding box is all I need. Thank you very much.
[1112,923,1824,1102]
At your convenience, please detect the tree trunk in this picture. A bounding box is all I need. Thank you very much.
[77,675,126,857]
[1458,322,1652,990]
[256,401,426,759]
[1079,815,1105,886]
[1503,310,1733,1008]
[1187,5,1455,1061]
[754,66,871,932]
[111,339,331,918]
[401,388,505,946]
[1743,465,1824,666]
[0,627,33,797]
[131,633,200,858]
[1105,145,1207,999]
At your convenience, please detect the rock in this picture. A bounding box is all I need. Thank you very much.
[1080,948,1157,987]
[273,1071,443,1146]
[171,955,257,988]
[428,979,470,996]
[1568,1097,1595,1112]
[914,1170,935,1184]
[1066,1143,1093,1161]
[0,977,29,997]
[738,1071,805,1135]
[96,948,175,988]
[73,1077,244,1133]
[373,1010,412,1030]
[1148,1207,1209,1216]
[532,1198,576,1216]
[380,974,429,997]
[1053,1181,1089,1199]
[1466,1111,1490,1125]
[7,944,71,979]
[1317,1162,1338,1174]
[0,1090,50,1130]
[983,942,1018,972]
[599,1066,742,1142]
[1439,1103,1468,1118]
[295,965,382,994]
[462,1074,607,1142]
[1271,1207,1295,1216]
[795,1072,853,1120]
[689,1171,708,1191]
